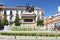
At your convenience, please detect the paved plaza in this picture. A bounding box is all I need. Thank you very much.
[0,36,60,40]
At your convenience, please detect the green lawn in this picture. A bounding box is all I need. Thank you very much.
[9,26,38,31]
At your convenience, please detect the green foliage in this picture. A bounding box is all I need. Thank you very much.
[0,32,60,37]
[37,17,44,26]
[9,26,38,31]
[1,16,8,25]
[0,20,1,25]
[14,13,21,26]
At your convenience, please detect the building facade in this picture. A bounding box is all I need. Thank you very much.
[0,4,44,27]
[44,6,60,30]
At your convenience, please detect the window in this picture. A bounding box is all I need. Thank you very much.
[24,19,33,22]
[4,10,6,16]
[10,10,12,16]
[10,10,12,20]
[21,10,23,14]
[10,22,13,26]
[16,10,18,13]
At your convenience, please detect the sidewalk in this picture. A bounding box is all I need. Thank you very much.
[0,31,60,33]
[0,36,60,40]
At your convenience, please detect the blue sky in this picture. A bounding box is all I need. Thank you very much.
[0,0,60,16]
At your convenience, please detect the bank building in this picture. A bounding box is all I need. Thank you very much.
[0,3,44,27]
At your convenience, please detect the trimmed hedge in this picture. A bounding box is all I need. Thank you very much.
[0,32,60,37]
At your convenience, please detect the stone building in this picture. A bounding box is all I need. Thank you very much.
[0,4,44,27]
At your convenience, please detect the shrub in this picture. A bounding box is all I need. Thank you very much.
[0,32,60,37]
[37,17,44,27]
[14,13,21,26]
[1,16,8,26]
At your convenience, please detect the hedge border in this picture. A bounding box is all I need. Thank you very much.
[0,32,60,37]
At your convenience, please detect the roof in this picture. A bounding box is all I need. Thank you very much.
[0,3,43,10]
[2,6,43,10]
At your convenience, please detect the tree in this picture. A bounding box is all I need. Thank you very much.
[0,20,1,25]
[37,17,44,27]
[1,16,8,26]
[14,13,21,26]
